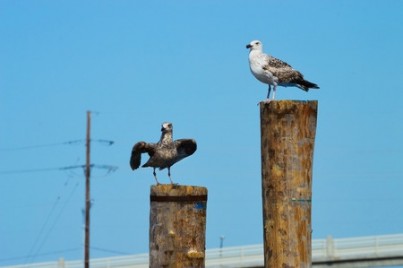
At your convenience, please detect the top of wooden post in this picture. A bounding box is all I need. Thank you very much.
[150,184,208,202]
[260,100,318,112]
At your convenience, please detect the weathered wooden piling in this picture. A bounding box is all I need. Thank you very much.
[149,184,208,268]
[260,100,318,268]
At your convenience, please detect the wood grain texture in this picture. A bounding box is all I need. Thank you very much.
[149,184,207,268]
[260,100,318,268]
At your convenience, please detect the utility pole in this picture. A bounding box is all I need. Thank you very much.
[84,111,91,268]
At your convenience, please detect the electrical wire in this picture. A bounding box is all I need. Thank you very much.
[0,164,118,178]
[24,195,61,264]
[90,246,131,255]
[0,140,85,151]
[0,167,67,175]
[26,181,80,264]
[0,138,114,151]
[1,129,117,264]
[0,248,81,263]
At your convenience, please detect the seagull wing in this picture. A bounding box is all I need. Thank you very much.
[267,56,293,69]
[263,56,304,84]
[174,139,197,162]
[130,142,156,170]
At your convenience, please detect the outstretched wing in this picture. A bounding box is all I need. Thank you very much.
[130,142,155,170]
[174,139,197,162]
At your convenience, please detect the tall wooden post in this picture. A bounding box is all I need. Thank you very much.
[260,100,318,268]
[150,184,208,268]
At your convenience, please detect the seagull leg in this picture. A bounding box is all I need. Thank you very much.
[267,85,272,99]
[152,168,160,185]
[259,85,272,105]
[272,84,277,100]
[167,167,175,184]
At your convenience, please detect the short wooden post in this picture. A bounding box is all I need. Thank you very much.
[260,100,318,268]
[150,184,208,268]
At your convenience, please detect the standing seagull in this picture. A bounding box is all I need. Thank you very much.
[246,40,319,101]
[130,122,197,184]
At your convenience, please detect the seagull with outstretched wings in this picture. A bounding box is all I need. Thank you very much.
[130,122,197,184]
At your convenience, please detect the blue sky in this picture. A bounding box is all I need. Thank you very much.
[1,0,403,266]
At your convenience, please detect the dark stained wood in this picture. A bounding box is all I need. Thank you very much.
[149,184,207,268]
[260,100,318,268]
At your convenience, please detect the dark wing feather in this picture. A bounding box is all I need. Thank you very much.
[267,56,292,69]
[130,142,155,170]
[263,55,319,90]
[297,79,319,90]
[174,139,197,162]
[263,56,305,84]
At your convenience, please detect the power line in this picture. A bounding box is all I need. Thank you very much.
[90,246,131,255]
[0,167,68,175]
[0,164,118,176]
[0,140,85,151]
[0,248,81,263]
[3,111,117,266]
[25,196,62,263]
[24,176,74,264]
[0,138,114,151]
[93,139,114,146]
[27,181,80,264]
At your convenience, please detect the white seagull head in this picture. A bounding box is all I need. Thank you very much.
[161,122,173,132]
[246,40,263,52]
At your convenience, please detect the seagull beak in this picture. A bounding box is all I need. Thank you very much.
[246,44,252,49]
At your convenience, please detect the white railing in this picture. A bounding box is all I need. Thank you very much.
[3,233,403,268]
[312,233,403,261]
[205,244,263,267]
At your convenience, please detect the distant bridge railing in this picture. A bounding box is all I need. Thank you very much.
[206,233,403,267]
[312,233,403,267]
[3,233,403,268]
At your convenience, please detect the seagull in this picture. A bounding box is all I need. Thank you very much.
[130,122,197,184]
[246,40,319,101]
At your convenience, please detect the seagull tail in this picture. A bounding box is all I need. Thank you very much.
[297,79,320,91]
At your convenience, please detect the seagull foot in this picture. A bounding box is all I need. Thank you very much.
[258,99,272,106]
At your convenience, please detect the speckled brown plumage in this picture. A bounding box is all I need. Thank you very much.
[130,122,197,184]
[246,40,319,101]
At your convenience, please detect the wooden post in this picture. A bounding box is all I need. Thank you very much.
[150,184,208,268]
[260,100,318,268]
